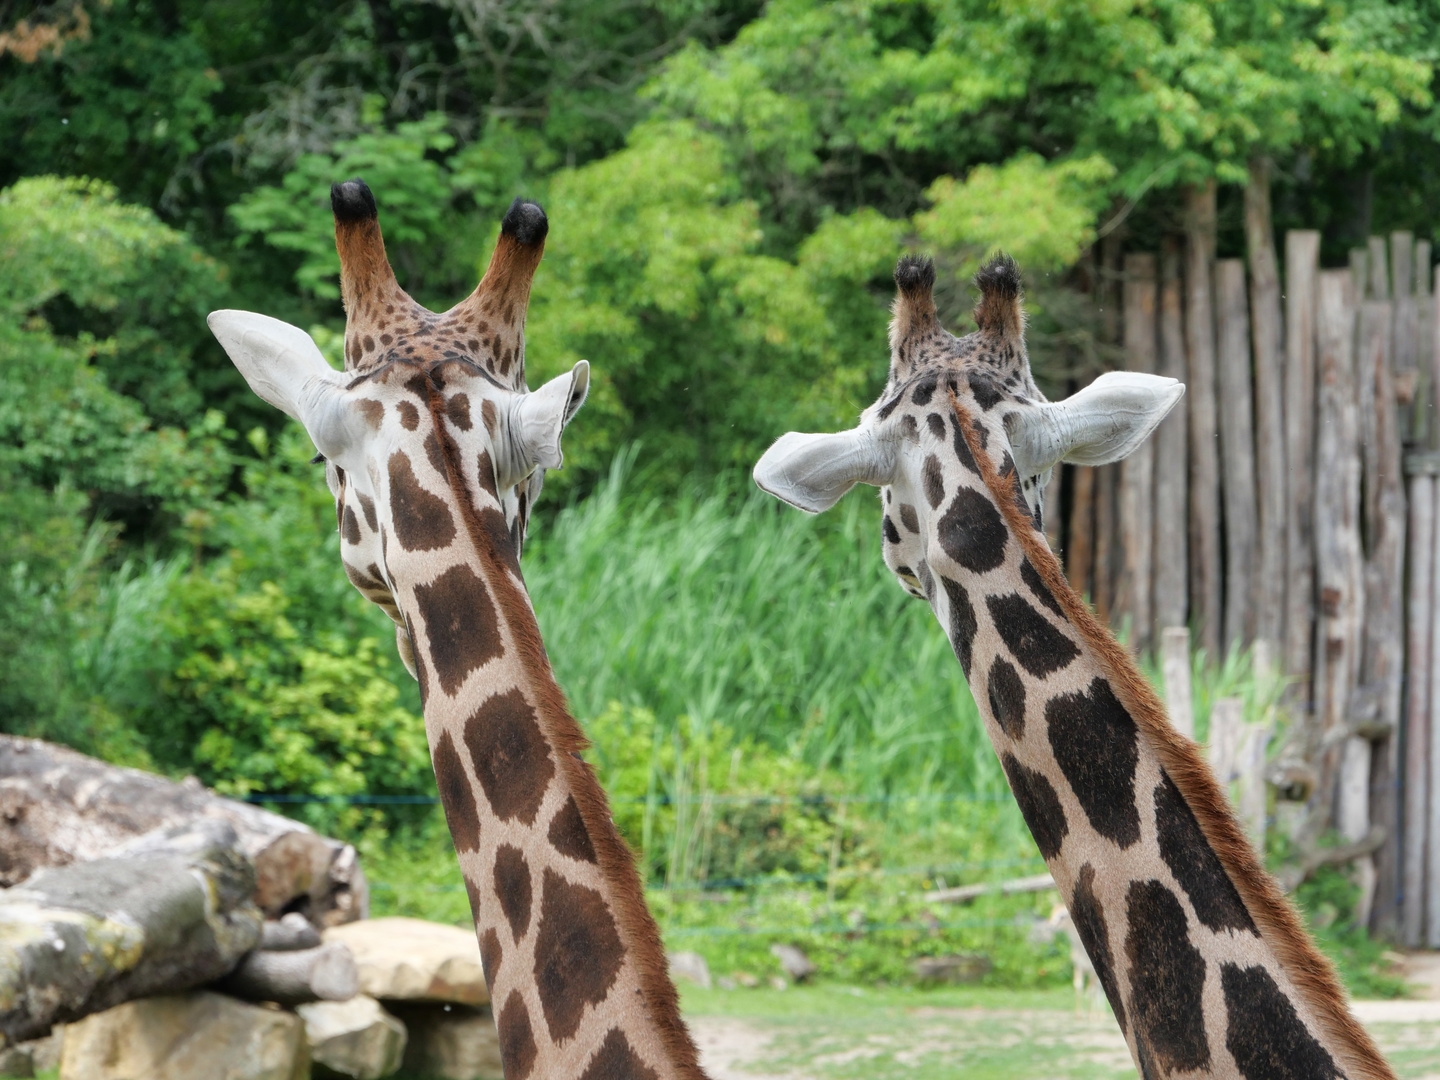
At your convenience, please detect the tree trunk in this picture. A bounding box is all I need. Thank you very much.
[220,941,359,1006]
[1121,253,1158,653]
[1403,472,1435,946]
[1312,270,1366,847]
[0,819,263,1042]
[1153,241,1190,642]
[1284,231,1321,691]
[0,736,367,927]
[1246,159,1288,649]
[1216,258,1259,651]
[1185,182,1223,660]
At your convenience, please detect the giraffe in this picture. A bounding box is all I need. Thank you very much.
[753,254,1395,1080]
[208,180,706,1080]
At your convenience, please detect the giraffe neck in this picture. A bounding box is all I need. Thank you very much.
[936,396,1391,1080]
[378,379,704,1080]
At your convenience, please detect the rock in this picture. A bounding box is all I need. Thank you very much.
[715,976,737,991]
[912,953,992,984]
[768,943,817,982]
[0,1045,32,1077]
[768,976,788,991]
[667,950,712,990]
[731,971,759,989]
[323,919,486,1006]
[389,1004,502,1080]
[261,914,323,952]
[59,992,308,1080]
[27,1026,63,1073]
[297,996,405,1080]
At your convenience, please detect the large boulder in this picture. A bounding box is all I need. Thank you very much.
[0,819,262,1042]
[323,919,486,1006]
[389,1004,502,1080]
[59,992,309,1080]
[297,996,405,1080]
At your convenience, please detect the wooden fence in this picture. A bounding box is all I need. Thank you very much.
[1051,177,1440,943]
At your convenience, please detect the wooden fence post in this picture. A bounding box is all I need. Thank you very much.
[1313,270,1366,846]
[1161,625,1195,740]
[1402,469,1434,946]
[1284,232,1321,690]
[1428,468,1440,947]
[1358,284,1407,936]
[1393,233,1420,442]
[1186,182,1223,661]
[1209,697,1244,788]
[1246,158,1287,651]
[1122,253,1158,653]
[1216,259,1259,651]
[1153,242,1190,643]
[1068,464,1096,600]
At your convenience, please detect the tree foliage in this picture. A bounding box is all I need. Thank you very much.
[0,0,1435,803]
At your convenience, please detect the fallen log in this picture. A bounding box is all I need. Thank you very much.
[0,818,263,1042]
[0,735,366,928]
[220,941,358,1006]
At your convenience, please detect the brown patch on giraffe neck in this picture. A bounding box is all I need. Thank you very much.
[414,378,706,1078]
[948,390,1394,1080]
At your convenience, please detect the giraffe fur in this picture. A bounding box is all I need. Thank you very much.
[211,180,704,1080]
[755,254,1394,1080]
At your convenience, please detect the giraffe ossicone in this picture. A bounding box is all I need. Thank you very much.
[210,180,707,1080]
[754,253,1395,1080]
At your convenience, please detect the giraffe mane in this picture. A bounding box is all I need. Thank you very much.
[949,388,1395,1080]
[417,374,707,1079]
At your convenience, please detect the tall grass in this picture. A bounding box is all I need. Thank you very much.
[526,454,1004,806]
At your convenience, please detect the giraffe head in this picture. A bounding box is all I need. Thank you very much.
[208,180,587,675]
[754,253,1182,601]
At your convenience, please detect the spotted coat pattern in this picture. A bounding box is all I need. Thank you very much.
[310,182,703,1080]
[858,255,1392,1080]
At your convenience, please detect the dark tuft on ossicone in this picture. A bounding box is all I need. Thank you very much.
[974,252,1023,334]
[894,254,936,297]
[501,198,549,246]
[331,179,378,222]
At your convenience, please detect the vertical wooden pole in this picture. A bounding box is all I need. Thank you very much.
[1122,253,1158,653]
[1402,472,1434,946]
[1314,270,1367,845]
[1284,232,1321,692]
[1186,182,1223,660]
[1246,161,1287,653]
[1068,465,1096,600]
[1238,723,1270,849]
[1154,242,1190,643]
[1359,292,1407,936]
[1095,232,1125,626]
[1161,626,1195,740]
[1216,259,1259,652]
[1095,464,1120,622]
[1209,697,1245,787]
[1044,462,1066,555]
[1393,233,1419,443]
[1415,242,1433,447]
[1428,472,1440,947]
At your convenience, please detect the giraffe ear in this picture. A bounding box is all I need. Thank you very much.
[1006,372,1184,476]
[754,428,897,514]
[208,310,353,458]
[512,360,590,474]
